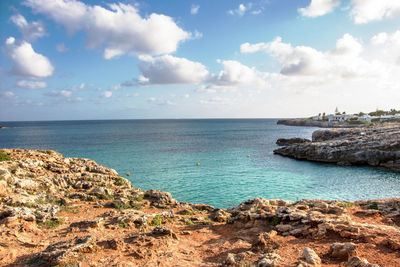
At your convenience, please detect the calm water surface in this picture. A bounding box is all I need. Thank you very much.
[1,119,399,208]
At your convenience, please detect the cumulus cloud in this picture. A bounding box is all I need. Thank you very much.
[137,55,210,85]
[4,37,54,78]
[16,79,47,89]
[351,0,400,24]
[298,0,400,23]
[241,34,372,79]
[212,60,269,88]
[191,4,200,15]
[298,0,340,17]
[24,0,191,59]
[101,91,112,98]
[9,14,46,42]
[228,3,249,16]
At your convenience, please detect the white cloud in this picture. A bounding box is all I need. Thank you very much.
[10,14,46,42]
[4,37,54,78]
[16,79,47,89]
[1,91,18,100]
[298,0,340,17]
[137,55,210,85]
[213,60,270,88]
[56,43,69,52]
[101,91,112,98]
[351,0,400,24]
[24,0,191,59]
[148,97,157,103]
[228,3,249,17]
[45,90,72,97]
[191,4,200,15]
[241,34,371,79]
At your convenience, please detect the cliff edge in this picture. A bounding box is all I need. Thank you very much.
[1,149,399,266]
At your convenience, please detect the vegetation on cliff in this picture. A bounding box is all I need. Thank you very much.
[0,149,399,266]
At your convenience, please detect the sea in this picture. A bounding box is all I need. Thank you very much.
[1,119,399,208]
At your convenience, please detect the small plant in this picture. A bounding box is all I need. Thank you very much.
[111,200,142,210]
[268,216,281,226]
[150,215,163,226]
[39,217,65,229]
[337,202,355,208]
[0,151,12,162]
[114,177,126,186]
[117,220,128,228]
[184,219,194,225]
[128,194,144,202]
[180,209,195,216]
[369,202,379,210]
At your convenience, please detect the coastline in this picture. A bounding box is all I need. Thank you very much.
[277,118,368,128]
[274,123,400,172]
[1,149,399,266]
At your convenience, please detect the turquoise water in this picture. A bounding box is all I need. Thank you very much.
[1,119,399,208]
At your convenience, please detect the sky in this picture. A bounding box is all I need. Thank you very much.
[1,0,400,121]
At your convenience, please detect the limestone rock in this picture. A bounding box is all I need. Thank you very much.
[144,189,178,208]
[34,236,96,265]
[225,253,236,265]
[330,242,357,260]
[258,252,281,267]
[251,232,279,252]
[301,247,321,267]
[346,256,379,267]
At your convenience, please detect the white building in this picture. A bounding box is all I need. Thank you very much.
[328,114,348,122]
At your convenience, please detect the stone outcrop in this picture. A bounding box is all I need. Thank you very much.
[274,123,400,172]
[276,138,311,146]
[277,119,364,128]
[0,149,395,266]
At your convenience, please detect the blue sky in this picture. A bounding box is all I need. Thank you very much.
[1,0,400,121]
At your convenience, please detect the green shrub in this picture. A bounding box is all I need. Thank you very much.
[117,220,128,228]
[114,177,126,186]
[184,219,194,225]
[111,200,142,210]
[0,151,11,162]
[39,217,65,229]
[150,215,163,226]
[337,202,355,208]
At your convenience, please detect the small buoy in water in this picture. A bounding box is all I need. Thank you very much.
[126,172,130,176]
[196,162,200,166]
[247,154,250,158]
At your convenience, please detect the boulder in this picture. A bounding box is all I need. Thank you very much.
[144,189,178,208]
[35,236,96,265]
[300,247,321,267]
[251,232,279,252]
[225,253,236,265]
[329,242,357,260]
[258,252,281,267]
[346,256,379,267]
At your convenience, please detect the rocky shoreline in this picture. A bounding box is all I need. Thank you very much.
[1,149,400,266]
[274,123,400,172]
[277,119,366,128]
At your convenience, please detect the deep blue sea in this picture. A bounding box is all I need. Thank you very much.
[1,119,399,208]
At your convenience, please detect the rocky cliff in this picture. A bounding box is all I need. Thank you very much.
[1,149,400,266]
[274,123,400,172]
[277,119,366,128]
